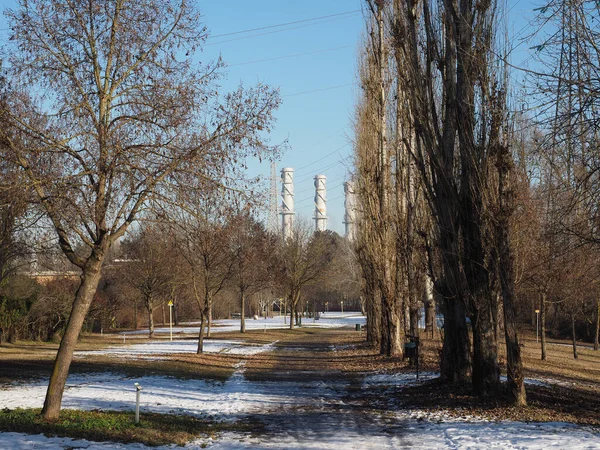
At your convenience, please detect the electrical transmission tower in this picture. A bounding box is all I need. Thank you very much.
[267,161,279,234]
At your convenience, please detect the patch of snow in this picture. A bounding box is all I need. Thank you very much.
[76,340,277,360]
[3,420,600,450]
[500,375,552,388]
[362,371,438,389]
[120,313,366,336]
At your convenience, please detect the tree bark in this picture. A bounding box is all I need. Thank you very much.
[571,314,578,359]
[541,291,547,360]
[390,306,403,356]
[594,297,599,351]
[471,301,500,395]
[440,292,470,383]
[207,304,212,338]
[133,298,138,330]
[197,312,206,354]
[41,257,103,420]
[148,301,155,338]
[240,291,246,333]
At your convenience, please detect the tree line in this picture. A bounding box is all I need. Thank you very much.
[353,0,600,407]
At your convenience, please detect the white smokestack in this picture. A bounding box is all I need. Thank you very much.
[344,181,356,241]
[314,175,327,232]
[281,168,295,240]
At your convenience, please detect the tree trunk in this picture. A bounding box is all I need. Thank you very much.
[541,292,547,360]
[594,297,599,351]
[440,293,470,383]
[240,291,246,333]
[41,257,103,420]
[148,301,155,338]
[289,302,295,330]
[207,304,212,338]
[161,302,166,325]
[494,132,526,406]
[389,306,403,356]
[197,312,206,354]
[571,314,578,359]
[471,301,500,396]
[365,275,381,347]
[133,298,138,330]
[380,293,391,355]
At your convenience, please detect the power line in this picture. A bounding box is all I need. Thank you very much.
[295,143,350,172]
[208,10,360,39]
[205,16,355,47]
[283,83,356,98]
[229,45,353,67]
[295,160,343,183]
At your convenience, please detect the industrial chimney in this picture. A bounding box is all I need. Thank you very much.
[281,168,295,240]
[344,181,356,241]
[314,175,327,232]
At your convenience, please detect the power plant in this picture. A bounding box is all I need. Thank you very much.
[275,164,353,239]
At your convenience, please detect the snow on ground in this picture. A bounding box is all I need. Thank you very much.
[121,312,366,336]
[3,367,600,450]
[3,334,600,449]
[361,371,438,389]
[0,358,341,419]
[76,339,277,359]
[3,421,600,450]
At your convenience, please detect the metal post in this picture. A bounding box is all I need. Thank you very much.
[168,300,173,342]
[134,383,142,424]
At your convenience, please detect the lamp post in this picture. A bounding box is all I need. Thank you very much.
[535,309,540,343]
[168,300,173,342]
[341,300,344,317]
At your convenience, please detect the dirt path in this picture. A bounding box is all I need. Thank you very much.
[228,329,418,448]
[206,329,600,449]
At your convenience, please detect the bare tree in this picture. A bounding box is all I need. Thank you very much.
[121,225,175,338]
[229,211,275,333]
[169,195,235,353]
[389,0,526,403]
[0,0,279,419]
[276,222,336,330]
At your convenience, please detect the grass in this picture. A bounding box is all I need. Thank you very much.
[0,408,262,447]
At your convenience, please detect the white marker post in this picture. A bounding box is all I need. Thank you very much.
[168,300,174,342]
[341,300,344,317]
[134,382,143,424]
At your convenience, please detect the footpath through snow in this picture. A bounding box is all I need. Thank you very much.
[1,323,600,449]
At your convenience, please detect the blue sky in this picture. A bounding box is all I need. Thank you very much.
[0,0,534,235]
[198,0,364,234]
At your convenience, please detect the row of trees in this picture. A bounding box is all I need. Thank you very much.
[353,0,600,406]
[354,0,525,406]
[119,213,348,350]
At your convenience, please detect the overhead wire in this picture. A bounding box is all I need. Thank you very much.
[295,143,350,173]
[229,45,353,67]
[283,83,356,98]
[207,10,360,39]
[205,16,357,47]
